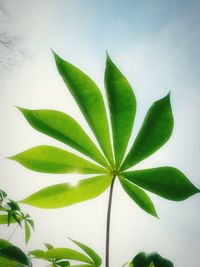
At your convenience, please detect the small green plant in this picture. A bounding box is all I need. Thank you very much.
[0,189,34,245]
[9,52,199,266]
[123,251,173,267]
[30,238,102,267]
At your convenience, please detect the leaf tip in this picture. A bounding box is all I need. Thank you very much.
[106,51,112,64]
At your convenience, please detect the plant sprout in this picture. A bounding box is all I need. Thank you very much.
[9,52,199,267]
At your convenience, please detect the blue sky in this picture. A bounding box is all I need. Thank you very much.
[0,1,200,266]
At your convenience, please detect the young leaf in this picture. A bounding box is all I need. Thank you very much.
[9,145,106,174]
[18,108,108,168]
[26,219,34,230]
[119,177,158,217]
[25,221,31,245]
[53,52,114,166]
[21,175,112,208]
[105,54,136,167]
[44,243,54,250]
[29,249,45,258]
[43,248,93,264]
[69,237,102,266]
[124,167,199,201]
[121,93,173,170]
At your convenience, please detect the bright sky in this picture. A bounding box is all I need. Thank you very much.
[0,1,200,266]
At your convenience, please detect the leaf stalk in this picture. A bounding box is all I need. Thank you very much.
[105,175,116,267]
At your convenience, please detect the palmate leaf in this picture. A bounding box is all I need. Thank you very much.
[17,108,108,168]
[124,167,199,201]
[121,93,173,170]
[119,176,158,217]
[105,54,136,168]
[53,51,114,166]
[21,175,112,208]
[10,145,106,174]
[69,237,102,266]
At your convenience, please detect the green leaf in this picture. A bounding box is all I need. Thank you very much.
[124,167,199,201]
[0,245,31,267]
[43,248,93,264]
[18,108,108,168]
[21,175,112,208]
[122,93,173,170]
[9,145,107,174]
[119,177,158,217]
[0,239,12,249]
[55,260,70,266]
[0,256,25,267]
[44,243,54,250]
[26,219,34,230]
[69,237,102,266]
[25,221,31,245]
[132,252,174,267]
[53,52,114,166]
[29,249,45,258]
[105,54,136,167]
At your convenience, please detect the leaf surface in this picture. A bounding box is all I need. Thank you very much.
[124,167,199,201]
[122,94,173,170]
[10,145,106,174]
[119,177,158,217]
[21,175,112,208]
[53,52,114,165]
[18,108,108,168]
[105,55,136,167]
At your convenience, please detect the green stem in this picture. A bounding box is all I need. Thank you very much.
[105,175,116,267]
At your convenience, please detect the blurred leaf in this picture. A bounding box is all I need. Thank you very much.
[43,248,93,264]
[132,252,174,267]
[0,239,12,249]
[122,94,173,170]
[124,167,199,201]
[0,244,31,266]
[53,52,114,166]
[69,237,101,266]
[10,145,106,174]
[55,259,70,266]
[44,243,54,250]
[26,219,34,230]
[18,108,108,168]
[29,249,45,259]
[0,215,16,225]
[21,175,112,208]
[119,177,158,217]
[25,221,31,245]
[105,54,136,167]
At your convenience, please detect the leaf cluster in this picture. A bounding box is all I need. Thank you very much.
[0,189,34,244]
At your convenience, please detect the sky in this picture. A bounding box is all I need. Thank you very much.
[0,0,200,266]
